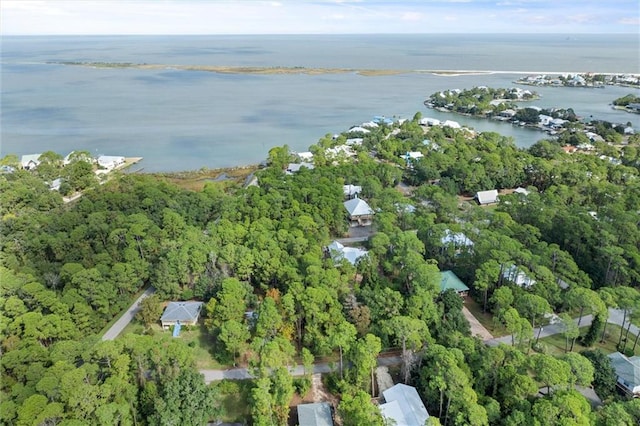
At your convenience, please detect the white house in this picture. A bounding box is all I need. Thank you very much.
[441,229,474,248]
[514,187,530,196]
[327,241,368,266]
[379,383,429,426]
[97,155,125,171]
[502,264,536,288]
[443,120,461,129]
[347,126,371,134]
[476,189,499,205]
[343,184,362,199]
[297,151,314,162]
[420,117,441,126]
[21,154,42,170]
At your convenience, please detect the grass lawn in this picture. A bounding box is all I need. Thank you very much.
[464,297,507,337]
[538,323,640,357]
[118,320,229,370]
[211,380,253,423]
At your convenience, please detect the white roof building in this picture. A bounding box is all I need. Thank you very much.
[21,154,42,170]
[327,241,368,266]
[441,230,474,247]
[502,265,536,288]
[345,138,364,146]
[476,189,499,205]
[443,120,461,129]
[343,184,362,198]
[97,155,125,170]
[420,117,441,126]
[379,384,429,426]
[348,126,371,134]
[514,187,530,196]
[297,152,314,162]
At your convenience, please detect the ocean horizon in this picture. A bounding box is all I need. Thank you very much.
[2,34,639,172]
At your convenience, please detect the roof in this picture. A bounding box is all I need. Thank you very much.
[327,241,368,266]
[21,154,41,167]
[476,189,499,205]
[286,162,314,174]
[441,230,474,247]
[343,184,362,197]
[514,187,530,195]
[440,270,470,293]
[380,384,429,426]
[502,265,536,288]
[344,197,374,217]
[298,402,333,426]
[160,301,203,322]
[608,352,640,392]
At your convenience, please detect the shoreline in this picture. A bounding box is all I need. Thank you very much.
[47,62,640,78]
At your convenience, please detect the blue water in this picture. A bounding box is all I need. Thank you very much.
[2,34,639,172]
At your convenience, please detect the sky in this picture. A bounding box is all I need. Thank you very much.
[2,0,639,35]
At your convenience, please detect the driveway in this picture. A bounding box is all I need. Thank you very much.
[102,287,155,341]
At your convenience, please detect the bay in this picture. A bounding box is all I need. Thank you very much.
[2,34,639,172]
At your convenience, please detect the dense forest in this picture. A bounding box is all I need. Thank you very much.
[1,104,640,425]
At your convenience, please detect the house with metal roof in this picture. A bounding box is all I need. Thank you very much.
[297,402,333,426]
[440,270,469,297]
[441,230,474,249]
[344,197,374,227]
[379,383,429,426]
[608,351,640,397]
[286,162,315,175]
[160,301,204,329]
[21,154,42,170]
[476,189,499,205]
[501,265,536,289]
[327,241,368,266]
[343,184,362,199]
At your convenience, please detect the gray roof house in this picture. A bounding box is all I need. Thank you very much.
[379,383,429,426]
[476,189,499,205]
[160,301,204,329]
[608,351,640,397]
[297,402,333,426]
[343,184,362,199]
[286,162,315,175]
[344,197,374,226]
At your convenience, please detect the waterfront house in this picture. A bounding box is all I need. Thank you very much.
[347,126,371,134]
[476,189,499,205]
[297,151,314,162]
[97,155,125,171]
[21,154,42,170]
[607,352,640,398]
[160,301,203,329]
[344,196,374,226]
[420,117,441,127]
[379,383,430,426]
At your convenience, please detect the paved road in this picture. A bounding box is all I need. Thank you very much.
[201,355,402,384]
[485,308,639,347]
[199,308,640,382]
[102,287,155,341]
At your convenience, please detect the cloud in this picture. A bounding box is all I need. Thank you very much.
[401,12,424,21]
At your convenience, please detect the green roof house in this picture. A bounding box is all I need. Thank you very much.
[440,271,469,297]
